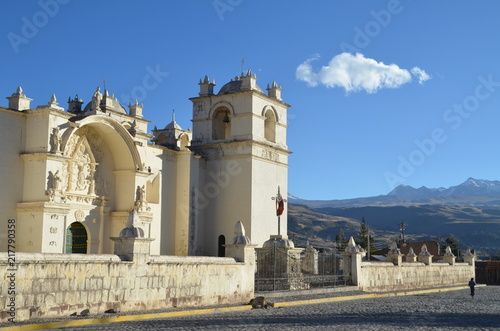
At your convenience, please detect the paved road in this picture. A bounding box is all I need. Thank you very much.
[57,286,500,331]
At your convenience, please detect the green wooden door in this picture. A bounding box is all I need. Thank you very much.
[65,222,88,254]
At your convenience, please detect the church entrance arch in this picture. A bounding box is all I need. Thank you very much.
[65,222,88,253]
[60,117,143,254]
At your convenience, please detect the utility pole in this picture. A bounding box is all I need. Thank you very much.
[399,221,407,246]
[367,225,370,261]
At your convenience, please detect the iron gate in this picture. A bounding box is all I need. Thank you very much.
[255,244,349,292]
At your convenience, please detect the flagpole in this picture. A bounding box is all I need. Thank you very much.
[278,215,280,236]
[272,186,286,236]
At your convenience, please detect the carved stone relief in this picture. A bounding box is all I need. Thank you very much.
[135,185,151,212]
[74,209,85,222]
[61,127,107,204]
[194,102,205,115]
[50,127,62,154]
[46,170,62,201]
[261,148,279,162]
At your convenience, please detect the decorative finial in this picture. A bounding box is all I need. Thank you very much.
[232,221,251,245]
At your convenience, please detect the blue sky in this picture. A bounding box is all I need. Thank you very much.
[2,0,500,200]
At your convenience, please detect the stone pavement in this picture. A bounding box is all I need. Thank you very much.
[2,285,499,330]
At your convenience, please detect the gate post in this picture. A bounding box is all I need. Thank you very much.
[225,221,256,298]
[225,221,256,264]
[343,237,365,286]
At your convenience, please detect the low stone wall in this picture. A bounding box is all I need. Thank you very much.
[358,261,475,292]
[0,252,254,322]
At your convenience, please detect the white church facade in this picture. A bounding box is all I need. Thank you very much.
[0,70,291,257]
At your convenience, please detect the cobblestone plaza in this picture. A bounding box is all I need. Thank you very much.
[8,286,495,331]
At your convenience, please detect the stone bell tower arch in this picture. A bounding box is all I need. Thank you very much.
[189,71,291,256]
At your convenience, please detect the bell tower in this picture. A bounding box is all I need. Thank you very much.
[189,70,291,256]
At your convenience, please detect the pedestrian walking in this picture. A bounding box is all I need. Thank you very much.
[468,277,476,298]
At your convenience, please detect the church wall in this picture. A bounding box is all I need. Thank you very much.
[249,156,289,246]
[357,262,475,292]
[20,156,48,202]
[174,151,191,256]
[24,111,50,153]
[0,253,254,322]
[158,149,178,255]
[0,109,26,252]
[95,141,116,254]
[188,155,207,256]
[200,157,252,256]
[118,141,166,256]
[230,96,253,141]
[113,171,136,211]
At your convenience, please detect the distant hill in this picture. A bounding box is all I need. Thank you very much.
[287,178,500,256]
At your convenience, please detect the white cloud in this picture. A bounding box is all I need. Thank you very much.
[296,53,430,94]
[295,55,320,87]
[411,66,431,84]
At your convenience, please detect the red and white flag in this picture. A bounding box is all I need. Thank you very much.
[276,194,284,216]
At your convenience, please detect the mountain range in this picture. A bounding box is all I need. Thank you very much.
[289,178,500,208]
[287,178,500,257]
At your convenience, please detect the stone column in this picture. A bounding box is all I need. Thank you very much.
[386,241,403,266]
[405,247,417,262]
[442,246,456,265]
[417,244,433,265]
[110,209,154,264]
[302,245,318,275]
[111,237,154,264]
[387,253,404,266]
[463,249,476,266]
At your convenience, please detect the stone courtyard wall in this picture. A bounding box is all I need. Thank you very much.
[0,252,254,322]
[357,261,475,292]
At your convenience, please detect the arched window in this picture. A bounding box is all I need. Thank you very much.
[264,109,276,143]
[212,107,231,140]
[65,222,88,254]
[218,235,226,257]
